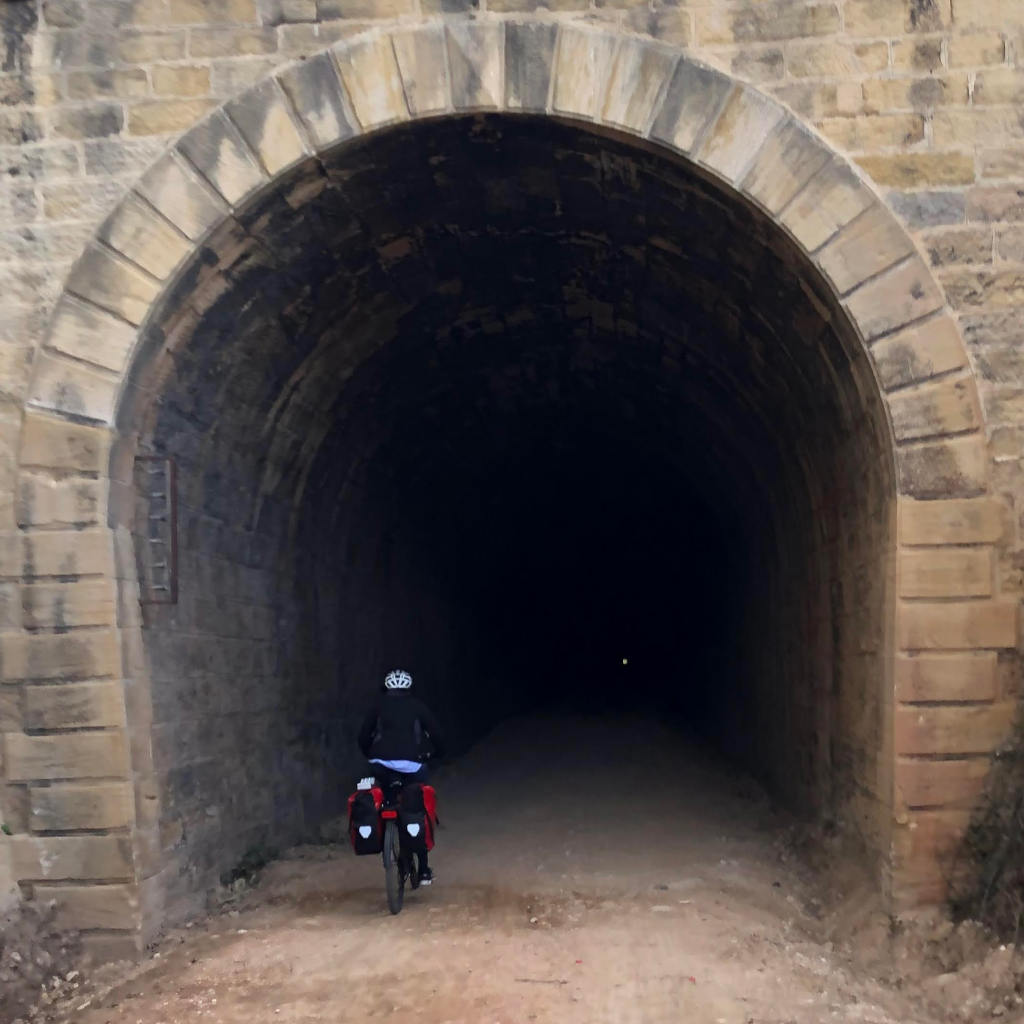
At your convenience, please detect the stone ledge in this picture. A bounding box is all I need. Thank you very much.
[16,476,104,530]
[899,496,1006,545]
[21,580,118,630]
[20,530,115,579]
[895,757,991,809]
[895,703,1016,756]
[870,316,968,391]
[0,631,121,683]
[897,597,1018,650]
[895,652,999,702]
[5,730,129,782]
[10,834,133,882]
[23,682,126,731]
[19,413,111,474]
[888,375,981,442]
[899,546,993,598]
[30,781,135,831]
[41,883,139,932]
[896,434,988,499]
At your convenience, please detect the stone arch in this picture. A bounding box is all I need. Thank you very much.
[6,19,1015,952]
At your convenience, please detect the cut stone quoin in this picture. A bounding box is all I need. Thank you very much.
[1,18,1012,949]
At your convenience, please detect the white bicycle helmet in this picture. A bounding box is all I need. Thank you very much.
[384,669,413,690]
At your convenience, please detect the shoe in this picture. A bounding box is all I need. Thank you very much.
[419,868,433,886]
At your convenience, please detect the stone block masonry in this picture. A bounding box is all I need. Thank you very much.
[0,0,1022,950]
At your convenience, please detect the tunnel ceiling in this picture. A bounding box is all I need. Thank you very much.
[137,114,892,552]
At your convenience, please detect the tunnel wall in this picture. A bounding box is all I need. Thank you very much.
[0,6,1020,958]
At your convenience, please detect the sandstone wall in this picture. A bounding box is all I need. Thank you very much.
[0,0,1022,952]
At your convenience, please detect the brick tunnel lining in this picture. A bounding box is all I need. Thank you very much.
[122,115,896,922]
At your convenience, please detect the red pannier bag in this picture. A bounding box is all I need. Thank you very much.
[398,783,438,854]
[347,786,384,855]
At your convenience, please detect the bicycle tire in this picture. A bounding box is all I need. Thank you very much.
[383,820,404,915]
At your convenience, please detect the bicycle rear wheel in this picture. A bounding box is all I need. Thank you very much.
[383,820,404,914]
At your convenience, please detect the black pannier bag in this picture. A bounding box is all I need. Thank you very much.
[348,787,383,855]
[398,783,435,854]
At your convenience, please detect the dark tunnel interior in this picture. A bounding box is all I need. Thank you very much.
[118,114,896,918]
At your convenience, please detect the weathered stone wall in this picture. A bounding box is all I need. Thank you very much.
[0,0,1021,954]
[3,0,1024,426]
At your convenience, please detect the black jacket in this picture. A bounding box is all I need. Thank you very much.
[358,690,446,762]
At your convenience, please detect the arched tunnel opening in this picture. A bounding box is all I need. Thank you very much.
[120,114,896,918]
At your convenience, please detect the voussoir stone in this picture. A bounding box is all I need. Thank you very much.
[97,193,193,282]
[896,434,988,498]
[696,86,784,185]
[601,38,676,136]
[28,351,119,424]
[226,78,308,177]
[176,109,267,207]
[739,118,831,214]
[276,52,356,152]
[135,151,229,242]
[650,57,731,155]
[333,35,408,129]
[779,158,875,253]
[505,21,556,113]
[888,375,980,442]
[870,316,967,390]
[64,244,161,327]
[816,204,916,295]
[844,257,945,341]
[447,22,503,112]
[393,25,449,117]
[46,294,139,375]
[553,25,617,122]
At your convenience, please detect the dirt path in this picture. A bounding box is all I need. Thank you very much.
[45,717,971,1024]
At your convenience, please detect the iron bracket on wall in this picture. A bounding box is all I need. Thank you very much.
[134,456,178,605]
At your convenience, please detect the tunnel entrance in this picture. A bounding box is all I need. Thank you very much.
[123,114,895,921]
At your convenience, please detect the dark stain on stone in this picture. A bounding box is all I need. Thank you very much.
[1,1,36,74]
[874,341,920,389]
[908,0,942,31]
[908,77,945,111]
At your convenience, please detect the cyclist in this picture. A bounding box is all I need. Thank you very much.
[358,669,446,884]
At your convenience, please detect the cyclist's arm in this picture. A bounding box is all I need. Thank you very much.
[357,706,378,758]
[418,703,447,759]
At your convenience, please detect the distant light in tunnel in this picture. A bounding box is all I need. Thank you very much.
[622,658,629,666]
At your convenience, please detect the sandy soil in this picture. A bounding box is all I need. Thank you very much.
[24,716,1015,1024]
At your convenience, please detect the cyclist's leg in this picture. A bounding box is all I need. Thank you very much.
[409,766,432,880]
